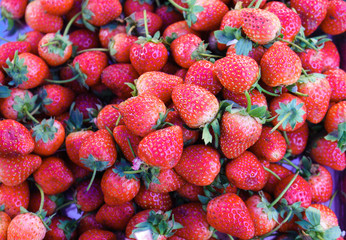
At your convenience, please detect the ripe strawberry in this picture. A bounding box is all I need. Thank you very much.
[223,89,268,109]
[263,163,292,194]
[174,144,221,186]
[297,49,324,74]
[207,193,255,240]
[136,71,183,103]
[307,164,333,203]
[96,104,123,131]
[172,203,213,240]
[28,190,60,216]
[291,0,328,36]
[226,44,266,64]
[44,215,77,240]
[25,0,63,33]
[78,212,105,235]
[148,169,185,193]
[65,130,94,167]
[176,182,204,202]
[79,229,117,240]
[285,122,309,155]
[17,31,44,55]
[0,119,35,157]
[0,181,30,218]
[109,33,138,63]
[214,55,259,94]
[162,20,200,40]
[124,0,154,16]
[118,94,167,137]
[274,174,312,208]
[127,11,163,37]
[0,41,31,69]
[261,42,302,87]
[155,4,184,30]
[324,69,346,102]
[310,136,346,171]
[73,93,102,120]
[96,202,134,231]
[134,185,173,211]
[41,0,73,16]
[33,157,74,195]
[69,29,100,52]
[99,22,126,48]
[4,52,49,90]
[76,178,104,212]
[0,210,11,240]
[321,41,340,72]
[324,101,346,133]
[7,212,46,240]
[0,0,27,29]
[320,0,346,35]
[0,154,41,186]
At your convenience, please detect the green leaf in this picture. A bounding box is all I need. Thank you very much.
[0,85,11,98]
[324,226,342,240]
[248,105,267,118]
[235,38,253,56]
[32,118,58,143]
[3,50,29,87]
[305,207,321,226]
[65,102,84,133]
[296,220,313,230]
[325,122,346,153]
[0,204,4,211]
[214,26,238,45]
[81,154,110,171]
[202,123,213,145]
[58,219,78,240]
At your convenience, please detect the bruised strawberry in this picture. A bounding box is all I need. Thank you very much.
[134,185,173,211]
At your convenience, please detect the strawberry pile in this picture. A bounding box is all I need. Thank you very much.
[0,0,345,239]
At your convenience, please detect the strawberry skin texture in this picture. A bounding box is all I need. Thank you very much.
[41,0,73,16]
[96,104,124,131]
[69,29,100,52]
[310,137,346,171]
[226,44,266,64]
[42,84,75,117]
[76,178,104,212]
[0,119,35,157]
[163,21,200,40]
[134,186,173,211]
[33,157,74,195]
[172,84,219,128]
[241,8,281,45]
[99,24,126,48]
[124,0,154,16]
[306,204,339,230]
[324,69,346,102]
[321,41,340,72]
[7,213,46,240]
[110,33,138,63]
[0,154,41,186]
[0,181,30,218]
[148,169,185,193]
[28,190,57,216]
[324,101,346,133]
[207,193,255,240]
[77,212,104,235]
[285,122,309,155]
[176,183,204,202]
[223,89,268,109]
[66,130,94,167]
[0,0,27,19]
[0,41,31,69]
[84,0,122,26]
[274,174,312,208]
[125,210,152,240]
[0,211,11,240]
[45,215,77,240]
[263,163,292,194]
[214,55,259,94]
[226,151,267,191]
[297,49,323,74]
[138,126,183,169]
[320,0,346,35]
[96,202,135,231]
[174,144,221,186]
[220,111,262,159]
[308,165,333,203]
[261,42,302,87]
[79,229,117,240]
[172,203,213,240]
[119,94,167,137]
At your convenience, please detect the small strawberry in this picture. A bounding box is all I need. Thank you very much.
[28,191,62,216]
[41,0,73,16]
[285,122,309,155]
[0,41,31,69]
[324,101,346,134]
[155,4,184,30]
[126,10,163,37]
[45,215,78,240]
[134,185,173,211]
[324,69,346,102]
[69,29,100,52]
[307,164,333,203]
[99,22,126,48]
[0,210,11,240]
[321,41,340,72]
[17,31,44,55]
[79,229,117,240]
[320,0,346,35]
[109,33,138,63]
[263,163,292,194]
[96,104,123,131]
[66,130,94,166]
[76,178,104,212]
[73,93,102,120]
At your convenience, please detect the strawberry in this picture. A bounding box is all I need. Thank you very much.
[155,4,184,30]
[0,119,35,157]
[214,54,259,94]
[44,215,78,240]
[78,212,105,235]
[274,174,312,208]
[226,44,266,64]
[291,0,328,36]
[66,130,94,167]
[96,202,135,231]
[79,229,117,240]
[162,20,200,40]
[269,93,307,132]
[260,42,302,87]
[185,60,223,95]
[0,181,30,218]
[33,157,74,195]
[81,0,122,30]
[296,74,331,124]
[25,0,63,33]
[41,0,73,16]
[307,164,333,203]
[324,101,346,133]
[73,93,102,120]
[207,193,255,240]
[3,52,49,90]
[0,41,31,69]
[297,49,324,74]
[109,33,138,63]
[7,212,47,240]
[263,163,292,194]
[134,185,173,211]
[223,89,268,109]
[320,0,346,35]
[76,178,104,212]
[0,154,41,186]
[285,122,309,155]
[0,210,11,240]
[124,0,155,16]
[321,41,340,72]
[310,136,346,171]
[17,31,44,55]
[176,182,204,202]
[69,29,100,52]
[0,0,27,30]
[28,191,61,216]
[99,22,126,48]
[135,71,184,103]
[148,169,185,193]
[96,104,123,131]
[174,144,221,186]
[126,11,163,37]
[118,94,167,137]
[138,125,183,169]
[101,64,139,99]
[172,203,213,240]
[324,69,346,102]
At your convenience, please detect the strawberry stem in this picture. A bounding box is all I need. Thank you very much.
[270,112,291,133]
[328,191,338,208]
[143,10,150,38]
[301,68,309,77]
[167,0,189,12]
[277,38,305,52]
[198,53,223,58]
[281,156,300,170]
[0,36,11,42]
[295,36,318,51]
[258,209,293,238]
[263,166,281,180]
[255,83,279,97]
[86,168,97,191]
[282,131,291,146]
[253,0,263,8]
[24,107,39,124]
[55,200,76,212]
[41,41,60,47]
[127,138,136,158]
[63,12,82,37]
[155,0,160,7]
[115,114,122,126]
[45,74,79,84]
[268,171,299,208]
[245,90,252,113]
[123,169,144,174]
[77,48,108,54]
[35,183,45,213]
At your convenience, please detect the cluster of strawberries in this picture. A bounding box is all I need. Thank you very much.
[0,0,345,239]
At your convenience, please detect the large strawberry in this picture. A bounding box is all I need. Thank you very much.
[324,101,346,134]
[76,178,104,212]
[320,0,346,35]
[307,164,333,203]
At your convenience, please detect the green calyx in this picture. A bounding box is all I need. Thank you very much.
[256,191,279,222]
[81,154,110,191]
[58,219,79,240]
[298,72,326,84]
[167,0,204,27]
[152,108,174,130]
[293,27,331,52]
[125,81,138,97]
[1,7,15,31]
[0,85,11,98]
[81,0,96,32]
[38,88,54,109]
[130,210,183,240]
[32,118,58,143]
[3,50,29,87]
[325,122,346,153]
[65,102,84,133]
[13,92,40,122]
[112,159,140,181]
[191,42,222,63]
[85,104,102,126]
[42,31,72,58]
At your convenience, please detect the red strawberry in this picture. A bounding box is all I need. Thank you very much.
[207,193,255,240]
[0,119,35,157]
[134,185,173,211]
[25,0,63,33]
[41,0,73,16]
[7,212,46,240]
[66,130,94,167]
[321,0,346,35]
[176,182,204,202]
[3,52,49,90]
[226,44,266,64]
[0,41,31,69]
[138,125,183,169]
[296,74,331,124]
[96,104,123,131]
[162,20,200,40]
[291,0,328,36]
[136,71,183,103]
[109,33,138,63]
[99,23,126,48]
[76,178,104,212]
[297,49,324,73]
[324,69,346,102]
[44,215,77,240]
[124,0,154,16]
[28,190,60,216]
[79,229,116,240]
[148,169,185,193]
[118,94,167,137]
[17,31,44,55]
[33,157,74,195]
[226,151,267,191]
[185,60,223,95]
[127,11,163,37]
[172,203,213,240]
[307,164,333,203]
[285,122,309,155]
[96,202,135,231]
[324,101,346,133]
[263,163,292,194]
[73,93,102,119]
[78,212,105,235]
[0,211,11,240]
[274,174,312,208]
[0,181,30,218]
[223,89,268,109]
[261,42,302,87]
[321,41,340,72]
[69,29,100,52]
[174,144,221,186]
[0,0,27,28]
[220,8,242,30]
[0,154,41,186]
[155,4,184,30]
